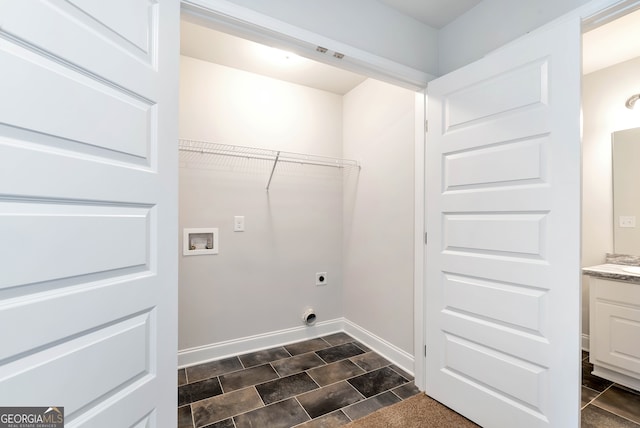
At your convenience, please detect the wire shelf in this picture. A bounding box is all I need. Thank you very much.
[178,139,360,190]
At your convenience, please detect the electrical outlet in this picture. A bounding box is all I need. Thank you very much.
[316,272,327,286]
[619,216,636,228]
[234,216,245,232]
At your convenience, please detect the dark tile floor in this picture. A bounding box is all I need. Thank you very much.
[179,339,640,428]
[178,333,420,428]
[581,350,640,427]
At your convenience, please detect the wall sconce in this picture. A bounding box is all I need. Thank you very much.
[626,93,640,109]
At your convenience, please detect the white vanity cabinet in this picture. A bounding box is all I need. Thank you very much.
[589,276,640,391]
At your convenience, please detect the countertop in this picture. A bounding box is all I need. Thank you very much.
[582,263,640,284]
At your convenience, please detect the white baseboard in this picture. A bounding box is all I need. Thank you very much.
[582,333,590,352]
[342,319,415,376]
[178,317,415,375]
[178,318,343,368]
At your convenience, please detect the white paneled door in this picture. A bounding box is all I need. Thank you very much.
[426,15,582,428]
[0,1,178,427]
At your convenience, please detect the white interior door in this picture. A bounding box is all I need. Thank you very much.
[426,15,582,428]
[0,1,178,426]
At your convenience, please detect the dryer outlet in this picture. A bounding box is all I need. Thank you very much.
[315,272,327,286]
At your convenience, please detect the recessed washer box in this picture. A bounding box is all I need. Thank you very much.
[183,228,218,255]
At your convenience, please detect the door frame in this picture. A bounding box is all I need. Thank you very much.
[176,0,640,397]
[179,0,430,389]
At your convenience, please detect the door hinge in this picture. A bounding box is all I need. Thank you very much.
[424,232,428,245]
[425,120,428,133]
[424,345,427,357]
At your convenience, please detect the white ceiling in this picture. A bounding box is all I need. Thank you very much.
[378,0,482,28]
[180,21,368,95]
[583,7,640,75]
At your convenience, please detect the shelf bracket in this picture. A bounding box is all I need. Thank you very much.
[266,151,281,191]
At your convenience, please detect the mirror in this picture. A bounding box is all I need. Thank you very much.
[612,127,640,255]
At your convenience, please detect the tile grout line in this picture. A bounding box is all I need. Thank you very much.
[314,350,329,365]
[589,401,640,427]
[345,377,368,401]
[345,411,355,423]
[581,385,602,410]
[217,376,225,395]
[184,356,247,385]
[292,396,313,427]
[388,364,413,382]
[268,361,281,379]
[589,383,640,427]
[305,370,322,390]
[592,383,613,403]
[254,385,267,407]
[204,386,265,428]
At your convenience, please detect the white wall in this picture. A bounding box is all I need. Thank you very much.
[581,56,640,340]
[224,0,438,76]
[178,56,344,351]
[342,79,417,355]
[438,0,591,74]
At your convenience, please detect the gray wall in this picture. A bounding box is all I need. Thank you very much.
[178,55,417,356]
[179,56,344,350]
[343,79,417,354]
[438,0,592,74]
[225,0,438,76]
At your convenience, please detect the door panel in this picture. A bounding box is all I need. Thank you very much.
[0,1,178,426]
[443,273,547,333]
[426,16,581,428]
[1,202,149,288]
[0,0,157,96]
[443,137,546,190]
[444,212,546,256]
[1,313,151,414]
[444,60,547,129]
[0,275,157,361]
[65,0,155,51]
[0,44,153,161]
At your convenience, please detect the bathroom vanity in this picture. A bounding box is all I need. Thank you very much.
[583,259,640,391]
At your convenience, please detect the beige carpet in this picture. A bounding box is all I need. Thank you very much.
[345,393,479,428]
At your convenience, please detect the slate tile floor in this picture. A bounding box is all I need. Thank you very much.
[581,350,640,427]
[179,339,640,427]
[178,333,420,428]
